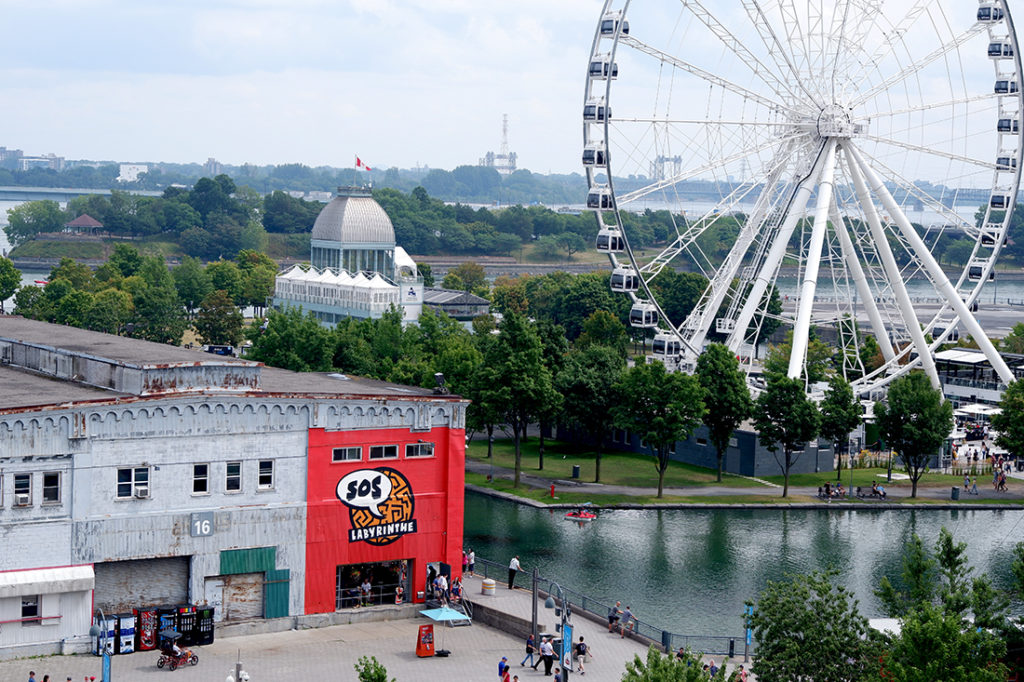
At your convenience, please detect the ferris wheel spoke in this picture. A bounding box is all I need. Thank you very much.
[684,0,803,104]
[849,23,988,108]
[840,143,941,388]
[741,0,822,107]
[617,35,800,115]
[610,117,792,126]
[846,142,1016,385]
[637,171,781,281]
[860,134,996,171]
[862,92,999,119]
[726,141,829,352]
[615,132,800,207]
[845,0,932,90]
[828,201,897,364]
[681,150,796,350]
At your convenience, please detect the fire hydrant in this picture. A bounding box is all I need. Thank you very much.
[550,483,555,498]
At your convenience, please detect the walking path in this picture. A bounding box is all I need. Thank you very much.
[0,575,751,682]
[466,458,1024,508]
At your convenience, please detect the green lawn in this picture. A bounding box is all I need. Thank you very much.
[765,468,986,490]
[466,437,765,488]
[11,239,106,260]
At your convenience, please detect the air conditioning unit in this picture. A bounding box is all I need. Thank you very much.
[15,494,29,506]
[134,486,150,499]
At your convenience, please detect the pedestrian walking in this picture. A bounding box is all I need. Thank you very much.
[468,548,476,576]
[498,656,509,680]
[28,672,36,682]
[508,555,521,589]
[738,664,749,681]
[521,633,536,667]
[575,635,591,674]
[553,667,562,682]
[533,636,555,675]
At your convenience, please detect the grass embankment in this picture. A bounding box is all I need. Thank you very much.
[467,438,1019,506]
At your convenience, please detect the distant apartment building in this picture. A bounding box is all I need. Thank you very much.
[18,154,64,172]
[204,157,223,176]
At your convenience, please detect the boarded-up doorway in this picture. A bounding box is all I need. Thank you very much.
[220,573,264,621]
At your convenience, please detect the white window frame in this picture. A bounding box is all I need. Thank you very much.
[332,447,362,462]
[369,445,398,460]
[192,463,210,495]
[14,473,32,506]
[116,467,149,499]
[258,460,274,490]
[42,471,60,504]
[405,442,435,458]
[225,461,242,493]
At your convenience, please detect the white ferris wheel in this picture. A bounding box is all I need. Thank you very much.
[583,0,1024,396]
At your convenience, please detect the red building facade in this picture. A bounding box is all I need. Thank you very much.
[304,424,465,614]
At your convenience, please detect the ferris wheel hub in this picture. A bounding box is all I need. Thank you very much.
[815,104,862,139]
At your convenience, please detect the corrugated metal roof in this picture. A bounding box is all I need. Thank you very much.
[311,192,395,245]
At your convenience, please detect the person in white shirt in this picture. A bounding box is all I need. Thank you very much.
[508,555,521,589]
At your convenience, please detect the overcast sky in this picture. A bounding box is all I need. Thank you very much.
[0,0,596,174]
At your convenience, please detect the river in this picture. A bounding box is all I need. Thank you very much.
[464,491,1024,637]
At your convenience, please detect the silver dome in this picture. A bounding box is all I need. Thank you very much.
[310,187,395,245]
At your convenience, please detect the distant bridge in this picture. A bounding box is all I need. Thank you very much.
[0,186,163,203]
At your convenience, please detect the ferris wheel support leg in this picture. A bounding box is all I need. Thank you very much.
[828,202,897,365]
[789,140,837,380]
[846,143,1016,387]
[685,155,790,350]
[843,145,940,389]
[727,143,829,354]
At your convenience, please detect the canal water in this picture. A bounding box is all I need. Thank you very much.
[464,492,1024,637]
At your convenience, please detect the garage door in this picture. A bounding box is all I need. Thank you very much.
[94,557,190,614]
[221,573,264,621]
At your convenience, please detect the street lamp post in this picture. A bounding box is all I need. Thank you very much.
[544,581,571,682]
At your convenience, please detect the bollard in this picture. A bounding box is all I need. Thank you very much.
[661,630,672,653]
[550,483,555,498]
[729,638,735,658]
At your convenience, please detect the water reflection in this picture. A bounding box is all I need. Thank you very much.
[464,493,1024,636]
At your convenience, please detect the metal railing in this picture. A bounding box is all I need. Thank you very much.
[473,557,752,656]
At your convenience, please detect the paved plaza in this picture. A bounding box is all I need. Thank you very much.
[0,574,750,682]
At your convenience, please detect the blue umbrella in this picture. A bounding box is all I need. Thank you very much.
[420,606,470,656]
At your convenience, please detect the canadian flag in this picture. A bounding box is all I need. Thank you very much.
[356,156,372,171]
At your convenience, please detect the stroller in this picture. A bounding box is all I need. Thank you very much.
[156,629,198,671]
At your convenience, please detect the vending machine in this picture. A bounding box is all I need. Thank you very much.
[134,607,159,652]
[95,615,117,655]
[157,606,178,634]
[177,605,197,646]
[195,606,215,646]
[116,613,136,654]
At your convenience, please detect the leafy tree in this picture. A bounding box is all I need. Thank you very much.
[261,190,322,233]
[622,645,724,682]
[206,260,245,305]
[86,288,134,334]
[108,244,143,278]
[137,255,174,290]
[613,361,706,498]
[418,263,434,287]
[941,238,977,268]
[240,264,276,316]
[194,290,244,346]
[448,261,486,291]
[172,256,213,315]
[556,344,625,482]
[480,313,558,487]
[576,309,629,359]
[818,376,861,482]
[0,256,21,312]
[753,373,820,497]
[5,200,64,246]
[764,330,834,384]
[533,320,568,470]
[131,284,187,345]
[1001,322,1024,355]
[874,372,953,498]
[747,570,882,682]
[556,231,586,260]
[54,289,95,328]
[354,655,395,682]
[875,528,1008,681]
[13,285,42,317]
[48,258,95,292]
[993,378,1024,458]
[247,307,333,372]
[441,272,464,291]
[695,343,753,482]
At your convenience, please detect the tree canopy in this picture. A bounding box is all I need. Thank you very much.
[753,373,820,497]
[695,343,753,482]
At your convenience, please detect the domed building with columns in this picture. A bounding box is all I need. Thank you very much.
[271,187,424,323]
